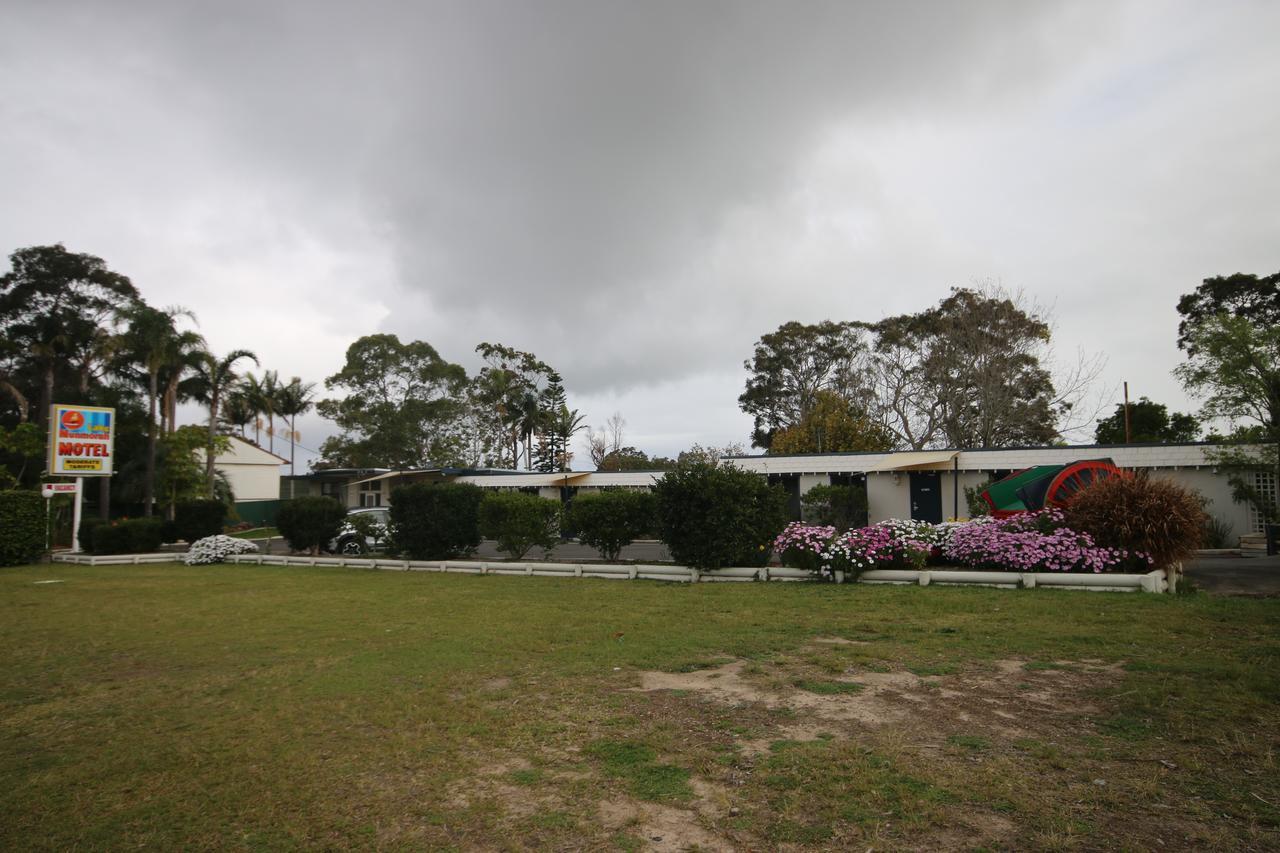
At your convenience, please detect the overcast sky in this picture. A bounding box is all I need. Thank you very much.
[4,0,1278,469]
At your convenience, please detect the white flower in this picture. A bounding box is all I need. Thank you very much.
[183,535,260,565]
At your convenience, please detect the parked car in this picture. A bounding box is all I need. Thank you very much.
[329,507,390,555]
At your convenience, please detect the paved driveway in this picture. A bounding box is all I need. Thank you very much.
[1185,554,1280,597]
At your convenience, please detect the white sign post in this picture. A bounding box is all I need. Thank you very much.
[48,405,115,553]
[42,481,81,551]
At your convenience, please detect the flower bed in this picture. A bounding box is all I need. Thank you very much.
[774,521,930,581]
[943,510,1152,574]
[775,509,1153,580]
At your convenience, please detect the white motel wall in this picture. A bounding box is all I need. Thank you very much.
[330,442,1271,541]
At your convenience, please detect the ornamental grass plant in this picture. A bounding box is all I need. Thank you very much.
[1064,472,1208,569]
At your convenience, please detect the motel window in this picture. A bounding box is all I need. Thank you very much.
[1250,471,1277,533]
[360,480,383,507]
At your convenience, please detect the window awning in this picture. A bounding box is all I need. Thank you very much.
[348,469,440,487]
[864,451,958,472]
[455,472,593,488]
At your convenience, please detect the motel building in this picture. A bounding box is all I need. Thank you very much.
[293,441,1277,543]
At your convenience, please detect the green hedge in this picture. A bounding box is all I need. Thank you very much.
[478,492,561,560]
[653,461,789,570]
[0,490,45,566]
[276,496,346,555]
[389,482,483,559]
[174,499,229,543]
[566,490,655,561]
[89,518,165,555]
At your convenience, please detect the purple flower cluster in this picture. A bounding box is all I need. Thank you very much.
[774,521,931,579]
[943,510,1153,574]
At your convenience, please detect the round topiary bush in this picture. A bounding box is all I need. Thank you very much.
[0,490,45,566]
[1064,472,1209,569]
[389,482,484,559]
[478,491,561,560]
[566,489,655,561]
[275,496,346,555]
[653,460,789,571]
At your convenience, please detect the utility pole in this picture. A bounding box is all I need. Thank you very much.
[1123,381,1132,444]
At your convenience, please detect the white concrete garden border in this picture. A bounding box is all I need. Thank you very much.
[210,554,1169,593]
[49,552,1172,592]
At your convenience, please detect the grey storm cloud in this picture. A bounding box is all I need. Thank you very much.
[3,0,1279,460]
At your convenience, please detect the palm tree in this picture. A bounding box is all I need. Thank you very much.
[240,370,281,450]
[193,349,258,498]
[553,406,588,471]
[274,376,316,480]
[220,391,255,438]
[515,391,542,471]
[120,305,203,517]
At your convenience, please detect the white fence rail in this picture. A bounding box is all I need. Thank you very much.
[50,552,1170,592]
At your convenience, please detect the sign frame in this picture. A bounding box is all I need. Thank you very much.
[48,404,116,477]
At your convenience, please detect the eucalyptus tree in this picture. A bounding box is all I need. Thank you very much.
[0,244,139,429]
[473,342,556,469]
[193,349,258,497]
[738,320,871,449]
[317,334,468,469]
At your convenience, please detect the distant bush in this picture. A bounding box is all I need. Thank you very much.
[1202,515,1234,550]
[90,518,165,555]
[567,490,655,561]
[0,490,45,566]
[173,499,229,543]
[963,480,993,518]
[800,484,867,530]
[389,482,484,559]
[478,491,561,560]
[275,496,346,555]
[1065,472,1208,569]
[653,461,788,571]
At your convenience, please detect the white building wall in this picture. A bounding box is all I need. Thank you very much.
[797,474,829,496]
[867,474,909,523]
[222,464,282,502]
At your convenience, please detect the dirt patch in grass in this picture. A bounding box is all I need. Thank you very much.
[634,652,1122,743]
[598,797,731,851]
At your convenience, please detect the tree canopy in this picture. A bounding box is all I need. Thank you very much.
[742,286,1086,452]
[1094,397,1198,445]
[1175,269,1280,523]
[769,390,893,454]
[317,334,468,470]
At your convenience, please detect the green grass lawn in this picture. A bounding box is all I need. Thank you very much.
[2,563,1277,850]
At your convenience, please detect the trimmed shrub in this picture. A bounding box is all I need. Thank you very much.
[653,460,789,570]
[567,490,655,561]
[389,482,484,559]
[78,516,107,553]
[173,499,229,543]
[275,496,346,555]
[90,518,165,555]
[800,484,868,530]
[0,490,45,566]
[1065,472,1208,569]
[478,491,561,560]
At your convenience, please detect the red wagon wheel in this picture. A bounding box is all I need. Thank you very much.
[1044,460,1124,508]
